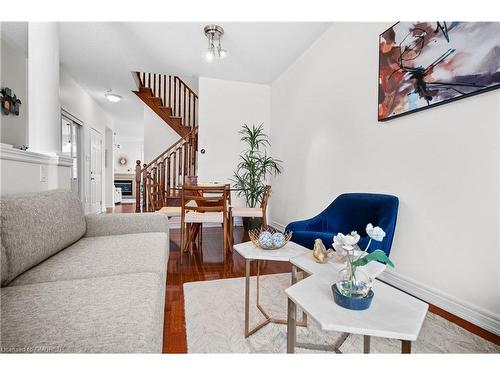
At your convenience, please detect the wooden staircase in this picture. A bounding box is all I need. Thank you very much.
[132,71,199,212]
[132,72,198,137]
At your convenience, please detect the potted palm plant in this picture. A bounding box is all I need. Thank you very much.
[232,124,283,230]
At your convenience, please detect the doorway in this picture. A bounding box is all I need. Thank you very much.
[61,111,83,199]
[89,128,103,213]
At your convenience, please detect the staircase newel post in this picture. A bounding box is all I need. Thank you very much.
[135,160,142,213]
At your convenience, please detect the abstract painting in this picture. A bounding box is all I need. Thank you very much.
[378,22,500,121]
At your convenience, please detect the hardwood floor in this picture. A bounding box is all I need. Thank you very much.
[107,203,500,351]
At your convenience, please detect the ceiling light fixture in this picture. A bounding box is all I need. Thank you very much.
[204,24,227,62]
[104,89,122,103]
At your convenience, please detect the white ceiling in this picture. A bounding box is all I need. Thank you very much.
[59,22,331,138]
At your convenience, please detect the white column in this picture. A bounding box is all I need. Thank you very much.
[28,22,60,154]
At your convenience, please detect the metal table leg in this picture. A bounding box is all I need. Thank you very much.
[244,259,251,337]
[287,296,296,353]
[244,260,271,337]
[291,266,307,326]
[363,335,371,353]
[245,261,307,338]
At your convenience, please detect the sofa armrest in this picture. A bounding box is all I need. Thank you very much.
[84,213,169,237]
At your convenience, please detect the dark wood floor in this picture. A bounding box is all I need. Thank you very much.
[107,203,500,351]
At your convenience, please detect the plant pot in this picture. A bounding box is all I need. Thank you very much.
[242,217,263,231]
[331,283,374,310]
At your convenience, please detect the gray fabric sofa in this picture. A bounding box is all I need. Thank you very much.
[0,189,169,353]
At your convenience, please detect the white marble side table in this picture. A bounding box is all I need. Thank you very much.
[286,275,429,353]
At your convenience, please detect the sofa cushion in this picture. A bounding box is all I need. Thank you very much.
[0,189,86,286]
[9,232,168,287]
[1,273,165,353]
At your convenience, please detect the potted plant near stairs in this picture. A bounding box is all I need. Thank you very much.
[232,124,283,231]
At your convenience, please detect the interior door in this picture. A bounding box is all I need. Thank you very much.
[90,128,103,213]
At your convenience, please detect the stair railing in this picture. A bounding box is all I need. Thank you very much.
[135,128,198,212]
[135,72,198,129]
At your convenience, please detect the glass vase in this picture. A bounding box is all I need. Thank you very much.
[336,253,373,298]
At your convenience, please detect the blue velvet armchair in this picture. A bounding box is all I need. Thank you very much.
[285,193,399,256]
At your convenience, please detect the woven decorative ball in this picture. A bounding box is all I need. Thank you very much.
[258,231,274,248]
[272,232,286,247]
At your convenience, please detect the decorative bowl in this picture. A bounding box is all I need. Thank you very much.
[248,227,292,250]
[331,283,374,310]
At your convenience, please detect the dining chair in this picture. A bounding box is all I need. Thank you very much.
[180,184,230,264]
[229,185,271,247]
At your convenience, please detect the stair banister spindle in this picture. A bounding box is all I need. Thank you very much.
[168,76,172,108]
[163,75,166,107]
[173,77,177,117]
[185,92,191,127]
[172,151,177,188]
[183,85,186,127]
[166,157,171,196]
[177,146,182,184]
[153,74,155,96]
[193,96,197,127]
[161,160,166,201]
[178,78,181,117]
[184,142,188,176]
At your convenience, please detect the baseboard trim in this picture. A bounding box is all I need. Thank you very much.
[271,220,500,336]
[271,220,286,232]
[378,270,500,336]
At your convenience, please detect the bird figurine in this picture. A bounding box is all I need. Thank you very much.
[312,238,328,263]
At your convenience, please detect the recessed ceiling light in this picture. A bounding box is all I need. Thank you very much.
[105,90,122,103]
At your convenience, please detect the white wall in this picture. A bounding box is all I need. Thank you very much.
[60,68,113,213]
[114,135,143,174]
[270,23,500,333]
[143,105,178,162]
[28,22,60,154]
[0,38,28,147]
[197,77,271,196]
[1,145,71,195]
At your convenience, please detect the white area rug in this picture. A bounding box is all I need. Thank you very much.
[184,273,499,353]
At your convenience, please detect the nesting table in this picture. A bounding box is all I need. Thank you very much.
[287,251,429,354]
[234,241,429,353]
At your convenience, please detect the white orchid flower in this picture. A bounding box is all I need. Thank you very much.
[333,231,360,253]
[366,223,386,242]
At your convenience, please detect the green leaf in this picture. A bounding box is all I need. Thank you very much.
[232,123,283,208]
[352,250,395,268]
